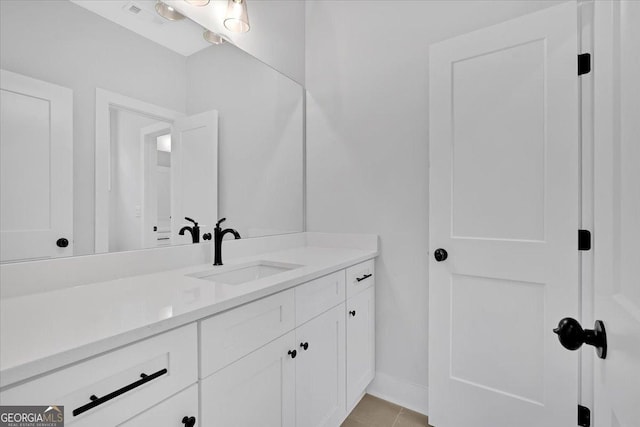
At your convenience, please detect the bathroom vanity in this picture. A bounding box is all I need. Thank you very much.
[0,233,377,426]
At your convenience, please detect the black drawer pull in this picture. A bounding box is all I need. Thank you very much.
[356,274,372,282]
[73,368,168,416]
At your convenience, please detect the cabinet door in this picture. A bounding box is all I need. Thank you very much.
[201,331,296,427]
[296,303,346,427]
[346,286,375,410]
[118,384,198,427]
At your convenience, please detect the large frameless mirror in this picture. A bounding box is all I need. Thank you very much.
[0,0,304,263]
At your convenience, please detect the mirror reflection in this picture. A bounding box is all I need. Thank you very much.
[0,0,304,263]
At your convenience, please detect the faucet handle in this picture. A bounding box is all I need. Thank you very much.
[185,217,198,226]
[216,218,227,228]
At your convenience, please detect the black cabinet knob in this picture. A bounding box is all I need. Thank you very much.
[56,238,69,248]
[203,233,212,241]
[434,248,448,262]
[300,342,309,351]
[182,416,196,427]
[349,310,356,317]
[288,349,297,359]
[553,317,607,359]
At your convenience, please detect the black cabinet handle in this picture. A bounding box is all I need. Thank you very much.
[72,368,168,416]
[182,416,196,427]
[288,349,297,359]
[434,248,448,262]
[203,233,212,241]
[56,238,69,248]
[356,274,372,282]
[300,342,309,351]
[349,310,356,317]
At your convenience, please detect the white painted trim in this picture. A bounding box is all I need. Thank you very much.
[94,88,184,254]
[367,372,429,416]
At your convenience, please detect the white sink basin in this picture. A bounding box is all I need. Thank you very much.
[188,261,303,285]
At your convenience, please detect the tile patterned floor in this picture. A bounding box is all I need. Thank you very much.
[341,394,431,427]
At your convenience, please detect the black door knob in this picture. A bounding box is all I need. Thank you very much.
[56,238,69,248]
[434,248,448,262]
[553,317,607,359]
[288,349,297,359]
[182,416,196,427]
[349,310,356,317]
[300,342,309,351]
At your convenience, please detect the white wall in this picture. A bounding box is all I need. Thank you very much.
[305,0,564,413]
[186,43,304,238]
[0,0,187,256]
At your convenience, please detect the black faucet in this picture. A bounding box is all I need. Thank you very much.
[213,218,241,265]
[179,217,200,244]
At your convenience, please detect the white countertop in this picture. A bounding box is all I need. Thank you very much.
[0,245,377,388]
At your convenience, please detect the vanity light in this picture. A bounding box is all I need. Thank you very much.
[155,1,186,21]
[184,0,210,5]
[203,29,224,45]
[224,0,250,33]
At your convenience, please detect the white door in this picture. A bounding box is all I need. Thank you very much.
[201,331,296,427]
[428,2,579,426]
[118,384,198,427]
[296,303,346,427]
[0,69,73,262]
[171,110,218,244]
[140,123,172,248]
[593,1,640,426]
[346,287,375,412]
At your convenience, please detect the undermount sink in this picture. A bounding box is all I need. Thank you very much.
[188,261,303,285]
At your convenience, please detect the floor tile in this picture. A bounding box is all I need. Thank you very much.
[341,417,371,427]
[347,394,402,427]
[393,407,430,427]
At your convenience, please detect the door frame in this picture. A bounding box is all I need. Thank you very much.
[94,89,183,254]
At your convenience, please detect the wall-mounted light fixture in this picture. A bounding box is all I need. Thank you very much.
[184,0,210,6]
[224,0,250,33]
[203,29,224,45]
[155,1,186,20]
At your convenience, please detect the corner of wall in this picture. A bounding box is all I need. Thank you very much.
[367,372,429,416]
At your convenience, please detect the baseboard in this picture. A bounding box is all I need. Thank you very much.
[366,372,429,416]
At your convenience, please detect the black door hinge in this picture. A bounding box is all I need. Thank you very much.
[578,405,591,427]
[579,229,592,251]
[578,53,591,75]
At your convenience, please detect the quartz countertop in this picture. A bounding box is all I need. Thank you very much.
[0,245,377,388]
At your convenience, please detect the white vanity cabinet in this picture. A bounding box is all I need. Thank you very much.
[118,384,198,427]
[0,257,376,427]
[295,303,346,427]
[345,262,376,412]
[0,324,198,426]
[201,331,297,427]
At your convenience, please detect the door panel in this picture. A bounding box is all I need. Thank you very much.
[593,1,640,425]
[346,287,375,411]
[429,2,579,426]
[200,331,295,427]
[296,303,346,427]
[0,69,73,262]
[171,110,218,243]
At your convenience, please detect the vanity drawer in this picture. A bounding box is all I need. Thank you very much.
[200,289,295,379]
[346,259,375,298]
[295,270,345,326]
[0,324,197,426]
